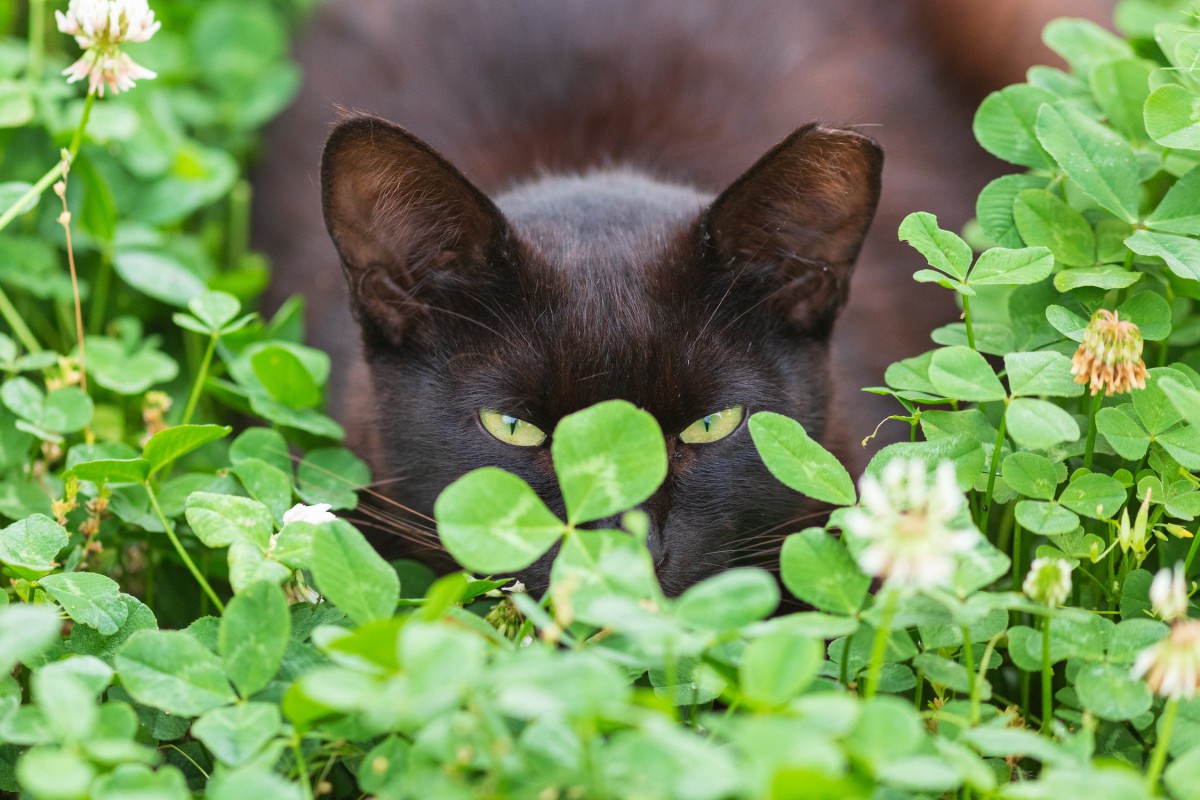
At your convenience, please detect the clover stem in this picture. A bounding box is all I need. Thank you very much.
[980,400,1009,534]
[1146,697,1179,793]
[87,251,113,334]
[962,293,977,351]
[0,92,94,236]
[864,589,899,700]
[1040,612,1053,735]
[961,624,980,725]
[1083,391,1103,471]
[0,286,40,354]
[144,482,225,613]
[1011,521,1023,594]
[1185,528,1200,575]
[292,735,314,800]
[182,332,218,426]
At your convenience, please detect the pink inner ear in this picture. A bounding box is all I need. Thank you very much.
[705,125,883,332]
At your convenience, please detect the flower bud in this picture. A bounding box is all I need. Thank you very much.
[1022,557,1073,607]
[1150,563,1191,623]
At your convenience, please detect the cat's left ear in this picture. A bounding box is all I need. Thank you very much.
[704,125,883,335]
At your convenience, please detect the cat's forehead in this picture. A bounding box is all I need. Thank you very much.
[495,170,708,272]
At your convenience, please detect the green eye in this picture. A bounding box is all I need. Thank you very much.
[480,409,548,446]
[679,405,745,444]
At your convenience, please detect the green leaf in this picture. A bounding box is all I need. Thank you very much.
[66,593,158,666]
[1146,166,1200,235]
[551,400,668,525]
[898,212,972,280]
[1043,18,1131,73]
[1097,406,1151,460]
[143,424,231,476]
[207,766,303,800]
[1004,351,1085,398]
[1035,102,1141,223]
[1012,189,1096,268]
[185,492,275,548]
[976,174,1048,248]
[1090,58,1153,141]
[1161,376,1200,430]
[187,290,242,332]
[1160,425,1200,470]
[39,572,128,636]
[1002,452,1061,500]
[1006,398,1081,450]
[1075,663,1153,721]
[739,628,822,708]
[91,764,190,800]
[116,630,237,717]
[1166,741,1200,800]
[251,345,321,409]
[230,427,292,474]
[232,458,293,522]
[748,412,856,506]
[913,653,991,700]
[435,467,564,575]
[1126,230,1200,282]
[779,528,870,615]
[220,581,291,697]
[968,246,1054,286]
[1145,83,1200,150]
[0,514,68,580]
[1119,291,1172,341]
[1134,367,1191,435]
[113,249,207,307]
[83,336,179,396]
[191,702,281,767]
[16,747,95,800]
[550,529,661,624]
[0,604,62,675]
[1059,473,1128,520]
[675,568,778,630]
[1053,265,1143,292]
[65,457,150,485]
[972,84,1056,168]
[296,447,370,511]
[310,520,400,625]
[928,346,1007,402]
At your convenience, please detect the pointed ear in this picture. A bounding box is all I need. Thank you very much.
[704,125,883,334]
[321,115,507,346]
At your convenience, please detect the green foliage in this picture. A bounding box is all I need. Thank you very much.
[4,0,1200,798]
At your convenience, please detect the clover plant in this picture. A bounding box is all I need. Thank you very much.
[5,1,1200,798]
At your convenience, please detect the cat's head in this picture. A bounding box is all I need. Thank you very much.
[321,115,881,595]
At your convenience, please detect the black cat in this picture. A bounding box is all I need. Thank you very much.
[256,0,1102,593]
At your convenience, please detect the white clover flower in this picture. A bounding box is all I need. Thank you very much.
[1022,557,1073,607]
[843,459,980,592]
[56,0,160,96]
[282,502,337,526]
[1151,562,1191,623]
[1132,619,1200,700]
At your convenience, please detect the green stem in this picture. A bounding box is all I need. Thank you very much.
[962,624,980,726]
[980,401,1009,535]
[292,735,314,800]
[1146,698,1180,794]
[0,93,95,236]
[962,293,977,351]
[1041,612,1053,735]
[1011,521,1023,594]
[1185,529,1200,575]
[864,591,899,700]
[1083,391,1103,471]
[181,333,218,426]
[144,483,225,614]
[0,285,41,354]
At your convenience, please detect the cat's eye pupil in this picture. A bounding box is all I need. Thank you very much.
[679,405,745,445]
[479,409,547,447]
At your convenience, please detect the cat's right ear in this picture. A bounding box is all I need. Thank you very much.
[321,115,507,346]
